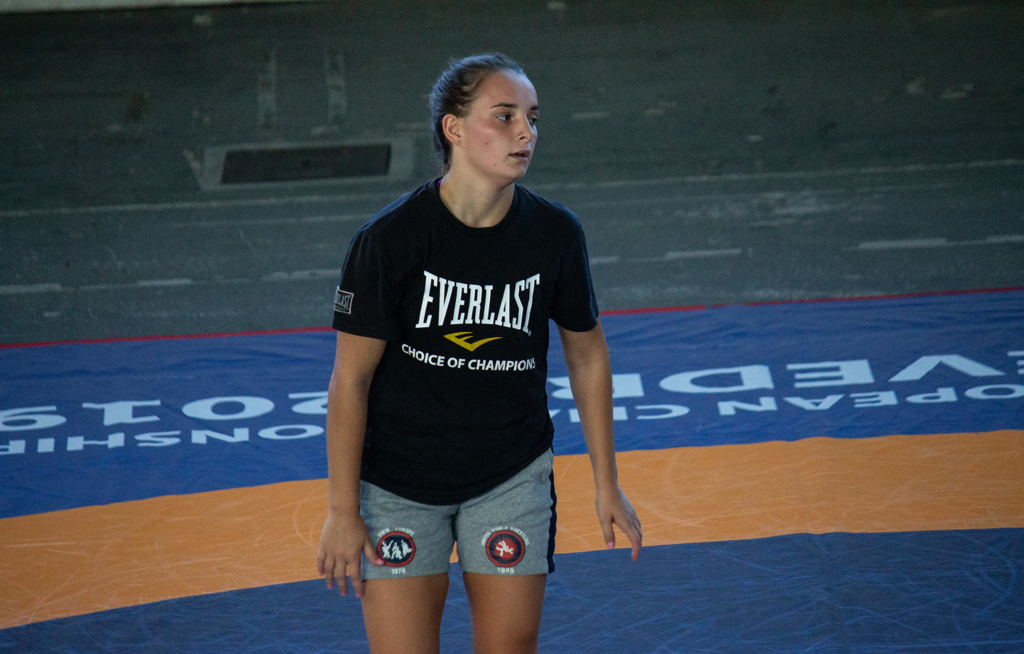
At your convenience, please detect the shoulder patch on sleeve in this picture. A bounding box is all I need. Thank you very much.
[334,287,354,314]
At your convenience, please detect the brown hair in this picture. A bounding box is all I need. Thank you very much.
[428,53,526,174]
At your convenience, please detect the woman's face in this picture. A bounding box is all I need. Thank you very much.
[448,70,539,184]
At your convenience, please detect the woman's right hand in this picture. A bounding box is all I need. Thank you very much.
[316,509,383,598]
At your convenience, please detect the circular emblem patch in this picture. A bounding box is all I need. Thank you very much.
[485,530,526,567]
[376,531,416,567]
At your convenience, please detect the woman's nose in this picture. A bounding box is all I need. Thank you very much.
[517,116,535,140]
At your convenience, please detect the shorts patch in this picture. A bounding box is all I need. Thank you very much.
[484,528,527,568]
[334,288,354,314]
[359,449,555,579]
[376,530,415,567]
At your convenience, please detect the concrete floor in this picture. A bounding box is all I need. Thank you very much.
[1,0,1022,344]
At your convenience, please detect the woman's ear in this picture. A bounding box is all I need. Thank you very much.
[441,113,462,149]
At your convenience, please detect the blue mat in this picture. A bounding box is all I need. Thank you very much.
[2,291,1022,518]
[3,530,1021,653]
[2,290,1023,652]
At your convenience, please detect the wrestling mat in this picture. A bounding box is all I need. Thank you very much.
[2,289,1022,652]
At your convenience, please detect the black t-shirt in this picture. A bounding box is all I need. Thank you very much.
[332,178,598,504]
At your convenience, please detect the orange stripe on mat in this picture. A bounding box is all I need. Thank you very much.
[1,429,1022,628]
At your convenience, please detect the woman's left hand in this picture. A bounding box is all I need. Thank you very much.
[595,483,643,560]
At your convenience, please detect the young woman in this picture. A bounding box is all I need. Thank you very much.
[317,53,642,654]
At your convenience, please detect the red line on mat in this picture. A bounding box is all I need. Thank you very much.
[0,326,334,350]
[602,286,1024,315]
[711,286,1024,309]
[3,286,1021,349]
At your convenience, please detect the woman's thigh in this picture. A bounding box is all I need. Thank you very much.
[463,572,546,654]
[361,573,450,654]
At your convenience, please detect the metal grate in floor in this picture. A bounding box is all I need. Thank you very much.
[195,137,414,191]
[220,144,391,184]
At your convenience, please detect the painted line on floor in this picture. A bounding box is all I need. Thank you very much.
[0,0,319,13]
[857,238,950,250]
[568,182,956,212]
[164,213,370,228]
[4,159,1020,220]
[560,159,1024,191]
[854,235,1024,251]
[590,249,745,264]
[0,194,397,220]
[3,272,336,295]
[984,235,1024,244]
[6,247,744,296]
[664,248,744,259]
[136,278,193,288]
[262,270,338,282]
[0,283,63,296]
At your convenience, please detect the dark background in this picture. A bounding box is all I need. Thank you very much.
[1,0,1022,345]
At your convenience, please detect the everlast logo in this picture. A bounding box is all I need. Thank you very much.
[414,271,540,336]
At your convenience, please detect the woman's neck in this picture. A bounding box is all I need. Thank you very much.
[437,170,515,229]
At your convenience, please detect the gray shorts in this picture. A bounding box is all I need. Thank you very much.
[359,448,556,579]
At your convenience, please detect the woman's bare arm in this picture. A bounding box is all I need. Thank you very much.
[557,319,643,560]
[316,331,388,597]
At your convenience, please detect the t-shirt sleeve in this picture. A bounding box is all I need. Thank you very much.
[549,220,600,332]
[331,228,402,340]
